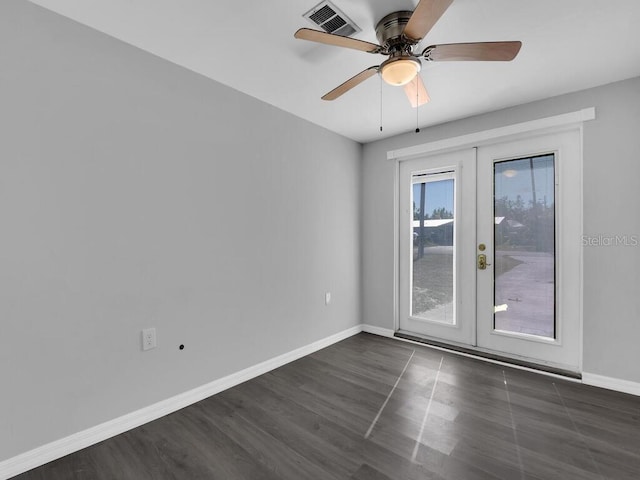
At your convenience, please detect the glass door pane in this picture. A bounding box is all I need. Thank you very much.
[493,155,556,338]
[411,173,455,324]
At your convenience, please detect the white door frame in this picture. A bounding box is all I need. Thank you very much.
[391,108,595,371]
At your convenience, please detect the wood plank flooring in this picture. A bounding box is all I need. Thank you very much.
[12,333,640,479]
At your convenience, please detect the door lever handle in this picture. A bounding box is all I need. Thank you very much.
[477,254,491,270]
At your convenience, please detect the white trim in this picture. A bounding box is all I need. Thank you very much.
[392,159,400,332]
[0,325,362,480]
[387,108,596,161]
[577,126,585,373]
[361,324,395,338]
[582,372,640,397]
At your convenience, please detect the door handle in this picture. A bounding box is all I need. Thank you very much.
[477,254,491,270]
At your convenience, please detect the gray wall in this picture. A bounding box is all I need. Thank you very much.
[363,76,640,384]
[0,1,361,461]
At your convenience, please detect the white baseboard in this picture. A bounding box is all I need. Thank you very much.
[361,324,395,338]
[0,325,362,480]
[582,372,640,397]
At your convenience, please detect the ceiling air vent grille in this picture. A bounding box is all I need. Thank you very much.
[303,1,361,37]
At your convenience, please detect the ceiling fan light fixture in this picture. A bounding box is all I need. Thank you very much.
[380,57,421,86]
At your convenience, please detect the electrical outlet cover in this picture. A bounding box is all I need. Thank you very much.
[142,328,157,351]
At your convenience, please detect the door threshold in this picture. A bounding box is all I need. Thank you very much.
[394,331,581,380]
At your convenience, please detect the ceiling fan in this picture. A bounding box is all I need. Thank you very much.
[294,0,522,107]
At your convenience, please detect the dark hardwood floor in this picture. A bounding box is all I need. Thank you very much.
[13,333,640,479]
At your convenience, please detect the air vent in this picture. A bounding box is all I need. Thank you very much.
[303,1,361,37]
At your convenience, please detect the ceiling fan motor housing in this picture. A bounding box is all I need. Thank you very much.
[375,11,415,51]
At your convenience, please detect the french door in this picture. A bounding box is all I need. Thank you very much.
[399,149,477,346]
[398,129,582,371]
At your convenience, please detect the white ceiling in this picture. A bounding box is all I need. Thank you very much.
[29,0,640,143]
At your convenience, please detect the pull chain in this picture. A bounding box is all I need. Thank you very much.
[415,77,420,133]
[379,74,383,132]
